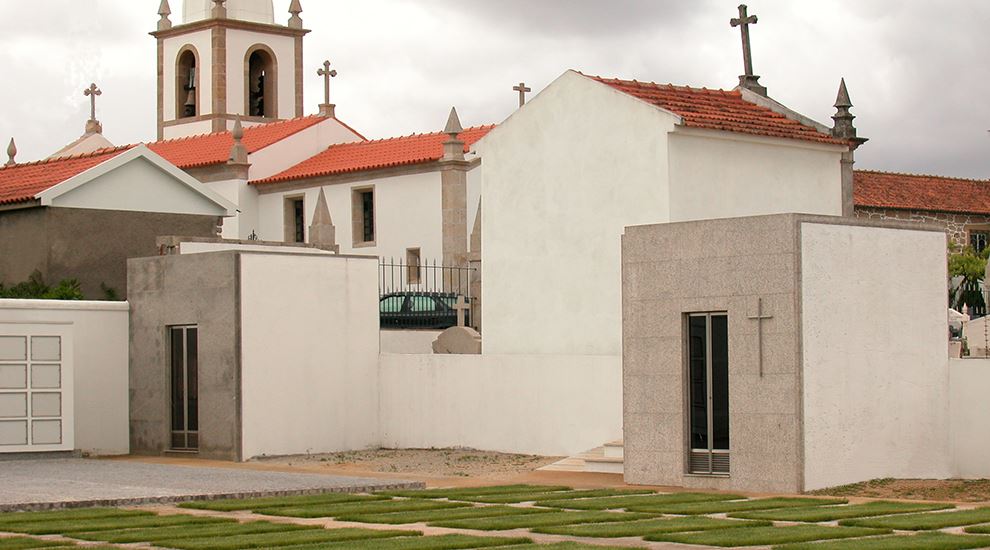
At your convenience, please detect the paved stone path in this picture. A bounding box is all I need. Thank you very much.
[0,458,421,511]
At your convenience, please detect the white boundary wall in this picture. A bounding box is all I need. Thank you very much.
[0,300,129,456]
[950,358,990,478]
[379,353,622,456]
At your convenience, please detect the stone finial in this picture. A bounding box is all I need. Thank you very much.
[288,0,304,29]
[317,60,337,117]
[308,188,339,252]
[442,107,465,162]
[831,78,868,150]
[157,0,172,30]
[212,0,227,19]
[5,138,16,167]
[228,116,249,164]
[84,83,103,135]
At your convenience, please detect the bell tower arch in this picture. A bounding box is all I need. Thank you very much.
[153,0,309,140]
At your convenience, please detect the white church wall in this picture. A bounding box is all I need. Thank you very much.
[949,358,990,478]
[800,222,952,491]
[379,353,622,456]
[380,330,442,354]
[162,29,214,123]
[480,70,675,356]
[667,130,845,222]
[256,171,444,261]
[239,253,381,459]
[0,300,129,456]
[249,120,365,182]
[226,30,297,119]
[163,120,214,141]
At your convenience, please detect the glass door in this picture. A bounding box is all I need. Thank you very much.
[688,313,729,475]
[169,326,199,451]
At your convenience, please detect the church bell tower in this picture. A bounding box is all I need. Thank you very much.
[152,0,309,140]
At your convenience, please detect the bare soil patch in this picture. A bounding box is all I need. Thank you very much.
[810,478,990,503]
[253,449,560,480]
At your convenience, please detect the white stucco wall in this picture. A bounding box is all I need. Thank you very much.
[949,358,990,478]
[51,157,228,217]
[162,30,213,123]
[379,353,622,456]
[800,222,951,490]
[239,253,380,459]
[480,70,676,356]
[0,300,129,456]
[667,130,844,221]
[226,30,297,119]
[256,171,444,262]
[248,120,365,182]
[163,120,214,141]
[380,331,441,355]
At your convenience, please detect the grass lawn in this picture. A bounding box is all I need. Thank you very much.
[0,538,76,550]
[461,489,655,504]
[1,514,225,535]
[429,511,655,530]
[840,508,990,530]
[730,501,954,522]
[339,505,552,524]
[965,523,990,534]
[179,493,387,512]
[535,516,771,537]
[775,532,990,550]
[628,497,847,515]
[69,521,317,544]
[0,509,152,527]
[647,525,891,547]
[536,492,742,510]
[156,527,419,550]
[380,485,571,500]
[280,534,532,549]
[256,499,471,518]
[497,544,640,549]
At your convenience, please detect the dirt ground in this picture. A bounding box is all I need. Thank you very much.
[811,478,990,503]
[253,448,562,480]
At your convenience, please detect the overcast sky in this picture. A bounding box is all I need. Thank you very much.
[0,1,987,178]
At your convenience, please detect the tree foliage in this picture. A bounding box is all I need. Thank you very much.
[0,271,85,300]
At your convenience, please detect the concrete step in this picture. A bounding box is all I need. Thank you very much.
[604,440,624,459]
[539,442,624,474]
[584,455,624,474]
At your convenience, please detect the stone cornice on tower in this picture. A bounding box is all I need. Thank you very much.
[150,17,309,40]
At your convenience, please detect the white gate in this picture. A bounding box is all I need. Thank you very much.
[0,325,74,452]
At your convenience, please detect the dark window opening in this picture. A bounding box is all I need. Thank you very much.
[688,313,729,475]
[169,326,199,451]
[247,50,275,118]
[293,199,305,243]
[970,230,989,255]
[176,50,197,118]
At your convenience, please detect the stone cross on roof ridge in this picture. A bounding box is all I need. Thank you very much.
[730,4,767,96]
[317,60,337,117]
[84,83,103,134]
[513,82,532,107]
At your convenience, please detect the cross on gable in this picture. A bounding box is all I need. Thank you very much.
[317,60,338,106]
[83,83,102,121]
[513,82,532,107]
[453,295,471,328]
[730,4,758,78]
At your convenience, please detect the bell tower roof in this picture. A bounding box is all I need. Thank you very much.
[183,0,274,25]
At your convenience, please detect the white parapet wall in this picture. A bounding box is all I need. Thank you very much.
[950,358,990,478]
[380,331,443,355]
[379,353,622,457]
[0,299,129,456]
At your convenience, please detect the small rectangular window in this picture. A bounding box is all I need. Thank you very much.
[352,188,376,245]
[283,196,305,243]
[407,248,421,284]
[970,230,989,255]
[687,313,729,476]
[169,325,199,452]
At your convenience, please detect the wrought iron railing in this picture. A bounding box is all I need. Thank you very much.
[953,280,988,319]
[379,259,477,330]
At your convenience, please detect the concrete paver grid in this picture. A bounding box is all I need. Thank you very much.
[0,458,422,511]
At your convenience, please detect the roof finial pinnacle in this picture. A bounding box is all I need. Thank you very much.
[442,107,466,162]
[831,78,867,149]
[834,77,852,108]
[157,0,172,30]
[444,107,464,136]
[229,116,248,164]
[212,0,227,19]
[288,0,304,28]
[5,138,16,167]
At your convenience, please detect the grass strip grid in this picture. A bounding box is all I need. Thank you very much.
[841,507,990,530]
[496,544,637,549]
[155,527,420,550]
[965,523,990,534]
[0,538,76,550]
[462,489,655,504]
[179,492,388,511]
[3,514,225,535]
[536,492,743,510]
[0,509,152,527]
[730,501,954,522]
[379,485,572,500]
[279,534,532,550]
[429,511,656,530]
[535,516,772,537]
[647,525,891,547]
[257,499,471,518]
[629,497,848,515]
[339,505,553,524]
[69,521,317,544]
[776,532,990,550]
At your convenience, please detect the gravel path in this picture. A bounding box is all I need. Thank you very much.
[0,458,421,511]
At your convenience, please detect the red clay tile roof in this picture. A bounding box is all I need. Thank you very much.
[589,75,847,146]
[854,170,990,215]
[0,146,136,206]
[148,116,329,169]
[252,125,496,185]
